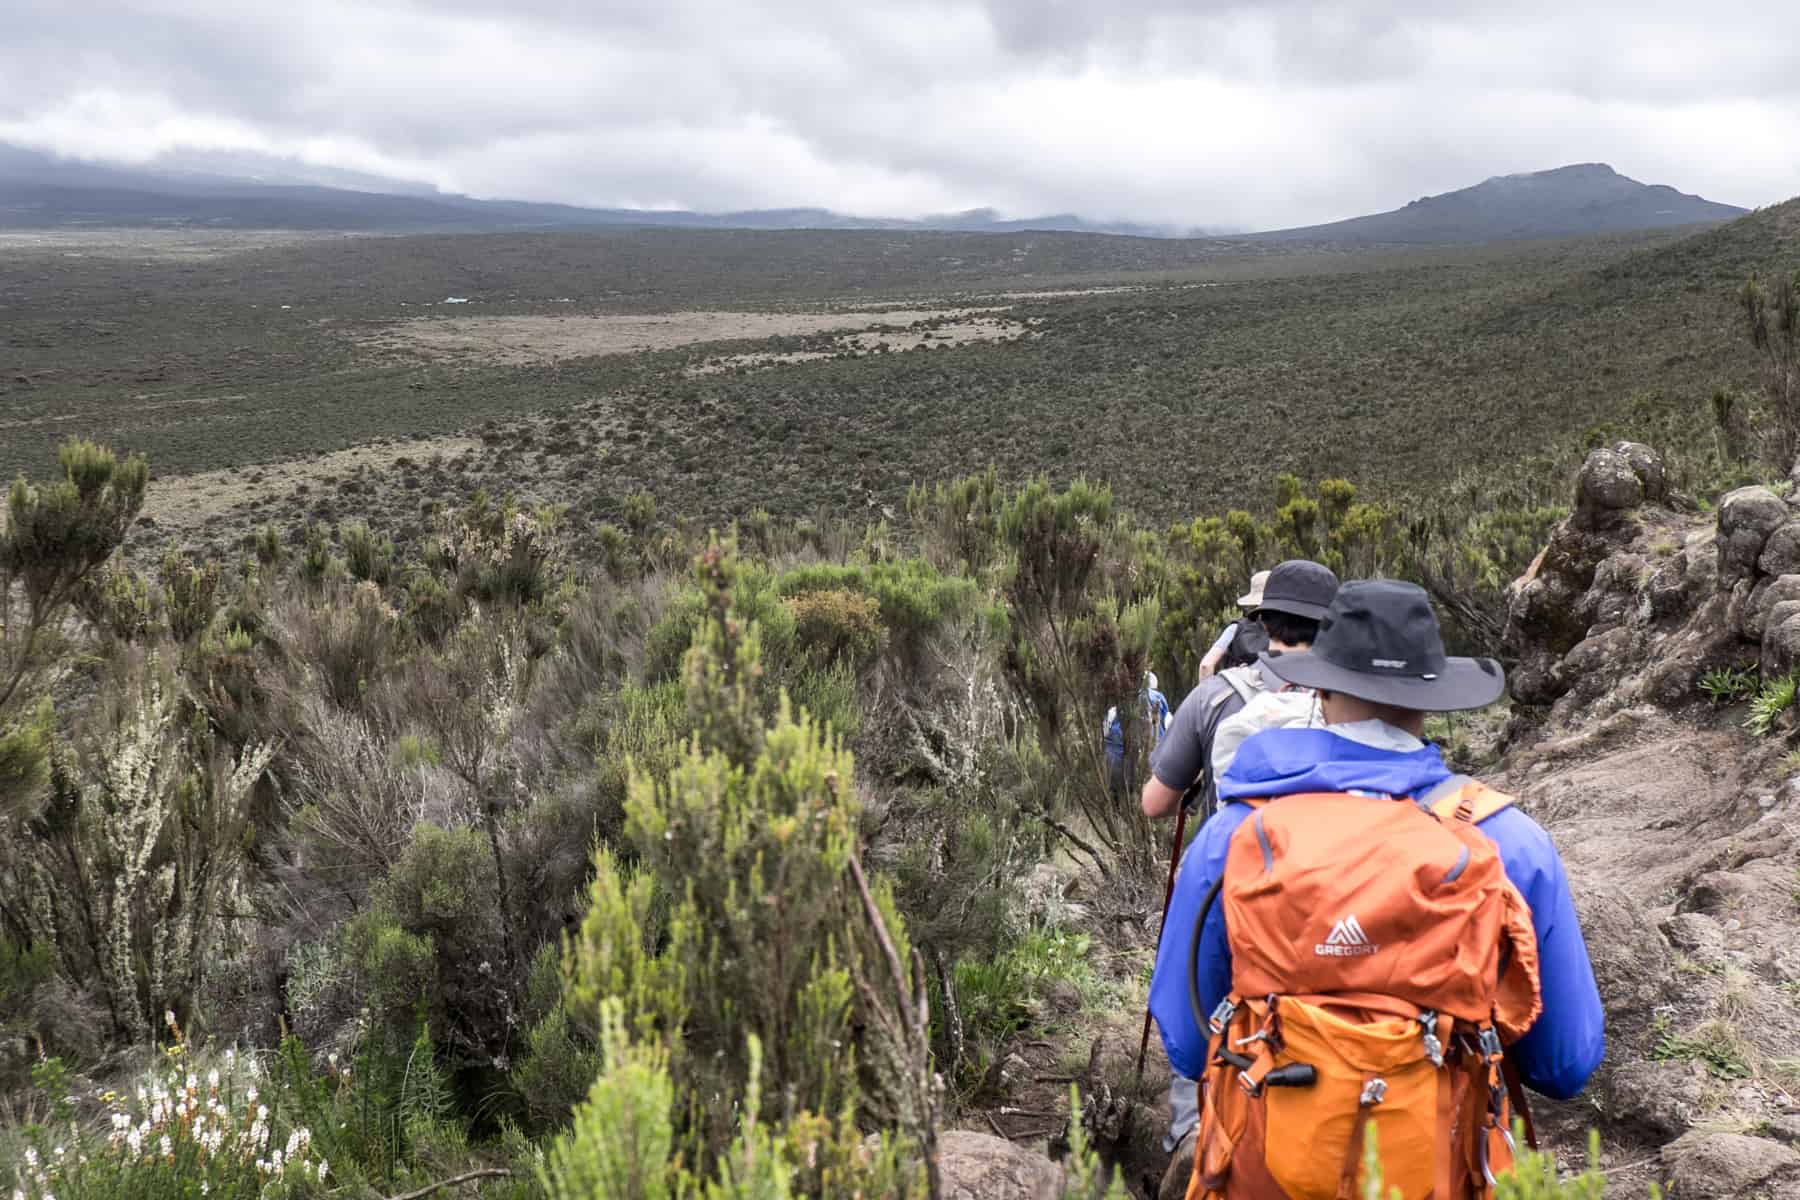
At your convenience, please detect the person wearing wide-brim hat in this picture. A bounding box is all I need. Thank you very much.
[1145,580,1605,1190]
[1196,569,1274,679]
[1259,577,1506,716]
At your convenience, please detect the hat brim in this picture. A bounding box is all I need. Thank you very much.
[1250,598,1332,622]
[1237,589,1262,608]
[1260,650,1506,712]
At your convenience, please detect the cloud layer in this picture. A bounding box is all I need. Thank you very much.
[4,0,1796,228]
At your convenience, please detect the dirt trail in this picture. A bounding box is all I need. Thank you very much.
[1494,711,1799,1186]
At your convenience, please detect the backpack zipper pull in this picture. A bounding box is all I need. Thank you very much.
[1419,1010,1445,1067]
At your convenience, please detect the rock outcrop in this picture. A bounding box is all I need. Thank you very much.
[937,1131,1066,1200]
[1505,443,1769,723]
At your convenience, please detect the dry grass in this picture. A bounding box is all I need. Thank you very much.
[139,434,479,535]
[356,307,1013,367]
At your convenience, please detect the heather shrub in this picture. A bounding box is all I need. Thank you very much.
[1,440,147,815]
[1,650,272,1043]
[564,543,938,1173]
[784,586,883,669]
[277,580,401,710]
[346,824,512,1063]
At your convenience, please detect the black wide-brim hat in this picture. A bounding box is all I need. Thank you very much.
[1261,579,1506,712]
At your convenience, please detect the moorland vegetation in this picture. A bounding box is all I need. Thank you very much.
[2,203,1799,1197]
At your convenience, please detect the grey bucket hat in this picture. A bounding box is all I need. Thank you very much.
[1261,579,1505,712]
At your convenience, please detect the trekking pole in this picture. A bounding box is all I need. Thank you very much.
[1134,793,1193,1081]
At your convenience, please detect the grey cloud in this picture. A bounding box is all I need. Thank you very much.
[1,0,1796,227]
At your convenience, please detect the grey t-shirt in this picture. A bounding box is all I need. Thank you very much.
[1150,660,1284,802]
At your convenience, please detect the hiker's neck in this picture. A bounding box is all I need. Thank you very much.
[1268,637,1307,655]
[1319,691,1428,738]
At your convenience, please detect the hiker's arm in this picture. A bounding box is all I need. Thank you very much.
[1486,809,1606,1100]
[1142,689,1210,819]
[1197,622,1236,677]
[1141,776,1183,819]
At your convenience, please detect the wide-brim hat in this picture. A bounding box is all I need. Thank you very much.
[1237,570,1270,609]
[1261,579,1506,712]
[1249,559,1339,622]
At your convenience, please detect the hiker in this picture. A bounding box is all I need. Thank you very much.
[1196,570,1270,678]
[1149,580,1604,1200]
[1136,560,1335,1174]
[1104,672,1173,797]
[1140,559,1338,823]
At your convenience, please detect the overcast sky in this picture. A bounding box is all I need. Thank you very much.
[4,0,1797,229]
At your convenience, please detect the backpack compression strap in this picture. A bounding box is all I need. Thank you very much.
[1421,774,1515,824]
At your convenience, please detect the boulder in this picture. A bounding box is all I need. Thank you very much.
[1660,912,1728,963]
[1575,447,1645,525]
[1769,1115,1800,1148]
[1718,487,1790,582]
[1761,522,1800,578]
[937,1131,1065,1200]
[1606,1060,1707,1140]
[1556,627,1637,706]
[1764,611,1800,679]
[1746,576,1800,641]
[1613,441,1670,503]
[1661,1132,1800,1200]
[1588,553,1649,630]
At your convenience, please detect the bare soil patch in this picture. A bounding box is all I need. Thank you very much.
[140,434,479,535]
[358,308,1009,367]
[0,228,360,261]
[686,313,1029,375]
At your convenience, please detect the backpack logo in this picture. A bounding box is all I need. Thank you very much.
[1316,915,1378,957]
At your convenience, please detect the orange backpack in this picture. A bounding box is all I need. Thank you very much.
[1186,778,1542,1200]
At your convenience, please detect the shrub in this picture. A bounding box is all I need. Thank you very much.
[565,542,937,1167]
[2,651,272,1043]
[784,587,882,669]
[1,440,148,814]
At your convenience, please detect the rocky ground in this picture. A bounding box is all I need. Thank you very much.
[947,443,1800,1198]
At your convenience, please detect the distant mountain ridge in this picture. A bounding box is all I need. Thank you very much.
[1241,163,1746,244]
[0,144,1199,237]
[0,146,1745,242]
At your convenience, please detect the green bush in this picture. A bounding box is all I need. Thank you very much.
[784,587,883,669]
[565,542,935,1168]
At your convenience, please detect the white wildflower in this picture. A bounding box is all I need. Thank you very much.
[207,1068,219,1088]
[160,1134,172,1158]
[318,1160,329,1183]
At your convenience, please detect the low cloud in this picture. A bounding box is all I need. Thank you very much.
[2,0,1795,228]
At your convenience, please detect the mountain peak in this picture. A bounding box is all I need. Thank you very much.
[1250,163,1743,245]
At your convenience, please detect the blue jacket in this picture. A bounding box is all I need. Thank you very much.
[1148,728,1605,1100]
[1105,688,1171,762]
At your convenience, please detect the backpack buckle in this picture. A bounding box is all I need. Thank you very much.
[1478,1026,1503,1061]
[1359,1078,1388,1107]
[1419,1010,1445,1068]
[1208,998,1238,1035]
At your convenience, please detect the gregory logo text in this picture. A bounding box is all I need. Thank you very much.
[1315,914,1379,957]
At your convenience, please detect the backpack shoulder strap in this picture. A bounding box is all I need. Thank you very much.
[1423,774,1516,823]
[1218,665,1260,705]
